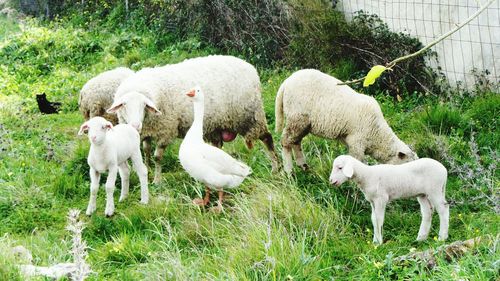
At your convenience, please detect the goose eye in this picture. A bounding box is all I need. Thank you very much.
[102,125,107,130]
[338,167,343,170]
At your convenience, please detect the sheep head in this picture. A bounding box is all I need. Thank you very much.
[329,155,354,186]
[107,91,161,132]
[78,117,113,145]
[386,140,418,164]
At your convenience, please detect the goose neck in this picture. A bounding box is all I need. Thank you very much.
[186,100,204,140]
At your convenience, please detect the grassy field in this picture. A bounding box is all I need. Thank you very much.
[0,15,499,280]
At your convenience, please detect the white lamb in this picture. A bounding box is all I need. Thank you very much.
[329,155,449,244]
[275,69,417,174]
[108,55,280,184]
[78,67,134,124]
[78,117,149,216]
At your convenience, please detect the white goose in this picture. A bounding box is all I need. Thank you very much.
[179,86,252,211]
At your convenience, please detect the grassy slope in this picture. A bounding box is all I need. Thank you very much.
[0,15,499,280]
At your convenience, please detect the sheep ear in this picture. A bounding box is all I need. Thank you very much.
[398,152,407,159]
[105,121,113,130]
[107,100,124,113]
[144,98,161,115]
[342,161,354,178]
[78,123,89,135]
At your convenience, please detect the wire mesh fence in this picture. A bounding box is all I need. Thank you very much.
[336,0,499,90]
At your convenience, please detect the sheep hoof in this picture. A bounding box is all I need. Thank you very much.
[119,195,128,202]
[140,198,149,205]
[192,198,208,206]
[85,206,96,216]
[104,207,114,217]
[300,164,309,171]
[210,205,224,214]
[153,178,162,185]
[271,163,280,173]
[416,235,428,241]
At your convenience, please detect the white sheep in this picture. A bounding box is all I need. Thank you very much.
[78,117,149,216]
[78,67,134,124]
[275,69,417,174]
[329,155,449,244]
[107,55,280,184]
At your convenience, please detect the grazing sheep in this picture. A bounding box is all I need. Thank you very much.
[329,155,449,244]
[78,67,134,124]
[275,69,417,174]
[108,55,279,184]
[78,117,148,216]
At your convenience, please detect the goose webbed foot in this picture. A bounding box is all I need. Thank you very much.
[209,189,225,213]
[193,186,211,206]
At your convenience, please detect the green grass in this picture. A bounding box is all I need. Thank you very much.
[0,15,19,40]
[0,15,499,280]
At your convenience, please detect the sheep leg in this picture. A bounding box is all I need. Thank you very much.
[132,153,149,204]
[104,166,118,217]
[210,136,223,148]
[281,116,310,174]
[345,135,366,161]
[371,199,387,244]
[193,186,211,206]
[259,132,280,173]
[370,203,378,243]
[142,137,153,168]
[416,195,433,241]
[292,142,308,171]
[86,168,100,216]
[437,202,450,241]
[153,144,166,184]
[211,140,223,148]
[282,145,294,174]
[429,196,449,241]
[118,162,130,202]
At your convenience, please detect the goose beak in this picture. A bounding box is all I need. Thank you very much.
[186,90,195,97]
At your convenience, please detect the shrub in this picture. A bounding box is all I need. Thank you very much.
[287,8,439,96]
[25,0,440,97]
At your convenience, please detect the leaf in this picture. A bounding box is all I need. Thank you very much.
[363,65,387,87]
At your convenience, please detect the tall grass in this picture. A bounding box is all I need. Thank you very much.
[0,13,498,281]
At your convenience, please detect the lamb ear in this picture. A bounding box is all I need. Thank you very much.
[144,98,161,115]
[107,99,125,113]
[105,121,113,130]
[78,123,89,135]
[342,161,354,178]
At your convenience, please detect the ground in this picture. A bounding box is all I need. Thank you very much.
[0,14,498,280]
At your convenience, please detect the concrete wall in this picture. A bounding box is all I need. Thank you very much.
[337,0,499,89]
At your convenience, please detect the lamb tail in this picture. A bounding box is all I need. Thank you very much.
[275,84,285,133]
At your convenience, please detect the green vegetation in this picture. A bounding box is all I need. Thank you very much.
[0,4,499,280]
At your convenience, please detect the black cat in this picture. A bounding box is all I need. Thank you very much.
[36,93,61,114]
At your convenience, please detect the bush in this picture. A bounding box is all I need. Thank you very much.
[288,8,439,96]
[90,0,293,66]
[24,0,440,97]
